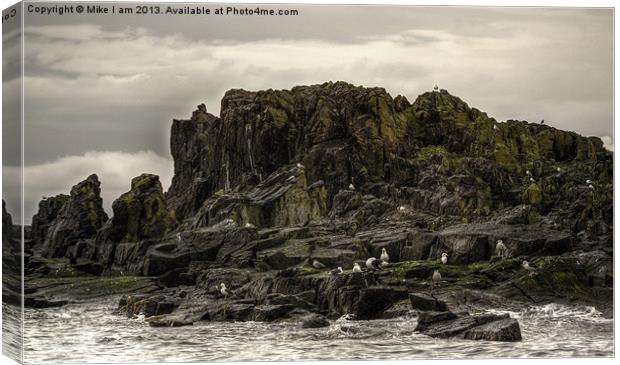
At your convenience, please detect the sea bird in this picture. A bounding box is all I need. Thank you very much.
[348,183,355,191]
[529,177,535,183]
[522,260,534,271]
[177,233,182,244]
[526,170,532,176]
[441,252,448,265]
[352,263,362,273]
[219,283,229,298]
[330,267,344,275]
[312,259,326,269]
[244,222,255,228]
[296,163,304,169]
[586,179,592,184]
[496,240,508,258]
[398,206,406,212]
[588,184,594,190]
[380,248,390,263]
[556,167,562,172]
[431,270,442,292]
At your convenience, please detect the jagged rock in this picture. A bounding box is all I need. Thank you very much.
[252,304,296,321]
[462,318,522,341]
[42,174,108,258]
[430,223,573,264]
[301,313,330,328]
[100,174,175,243]
[31,194,70,246]
[190,165,327,229]
[414,310,520,341]
[409,293,448,311]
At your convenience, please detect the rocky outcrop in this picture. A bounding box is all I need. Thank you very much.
[31,194,70,246]
[98,174,175,243]
[42,174,108,258]
[412,295,522,341]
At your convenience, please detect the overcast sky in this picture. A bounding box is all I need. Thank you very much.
[1,4,613,223]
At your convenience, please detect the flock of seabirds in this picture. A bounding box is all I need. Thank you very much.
[211,239,531,299]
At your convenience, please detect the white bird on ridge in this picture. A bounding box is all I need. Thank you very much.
[441,252,448,265]
[380,248,390,263]
[352,263,362,273]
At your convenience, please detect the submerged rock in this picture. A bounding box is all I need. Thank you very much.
[301,313,330,328]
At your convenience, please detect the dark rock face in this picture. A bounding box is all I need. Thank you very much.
[409,293,448,311]
[42,174,108,258]
[99,174,175,243]
[462,318,522,341]
[414,309,521,342]
[31,194,70,246]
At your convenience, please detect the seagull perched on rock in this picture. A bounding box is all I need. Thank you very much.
[398,206,406,212]
[431,270,442,292]
[588,184,594,190]
[330,267,344,275]
[522,260,534,271]
[493,124,498,131]
[556,167,562,172]
[244,222,255,228]
[312,259,326,269]
[529,177,535,183]
[366,257,381,271]
[526,170,532,176]
[586,179,592,184]
[380,248,390,263]
[496,240,508,258]
[441,252,448,265]
[176,233,182,244]
[348,183,355,191]
[352,263,362,273]
[296,163,304,169]
[219,283,229,298]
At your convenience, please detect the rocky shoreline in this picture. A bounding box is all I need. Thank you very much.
[4,82,612,343]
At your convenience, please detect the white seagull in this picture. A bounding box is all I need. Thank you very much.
[219,283,229,298]
[526,170,532,176]
[556,167,562,172]
[493,124,498,131]
[586,179,592,184]
[330,267,344,275]
[244,222,255,228]
[441,252,448,265]
[496,240,507,258]
[352,263,362,273]
[348,183,355,191]
[380,248,390,263]
[176,233,182,244]
[431,270,442,292]
[529,177,535,183]
[522,260,534,271]
[398,206,406,212]
[588,184,594,190]
[296,163,304,169]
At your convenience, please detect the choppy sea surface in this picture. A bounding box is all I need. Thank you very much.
[13,298,614,363]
